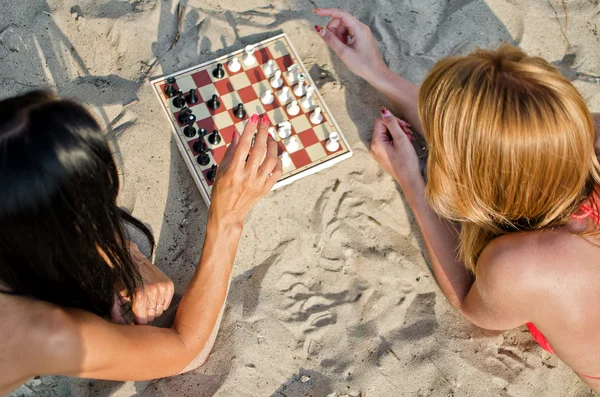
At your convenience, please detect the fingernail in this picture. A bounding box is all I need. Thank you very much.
[312,8,319,13]
[381,106,391,117]
[232,131,236,141]
[315,25,326,37]
[250,114,259,125]
[261,114,269,125]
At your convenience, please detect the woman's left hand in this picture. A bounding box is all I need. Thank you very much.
[110,242,175,325]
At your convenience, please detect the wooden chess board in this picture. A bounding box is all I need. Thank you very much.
[150,33,352,205]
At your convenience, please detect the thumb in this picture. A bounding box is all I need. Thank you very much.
[110,294,128,325]
[316,25,350,59]
[380,107,406,141]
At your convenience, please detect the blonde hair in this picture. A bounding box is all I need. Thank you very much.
[418,44,600,273]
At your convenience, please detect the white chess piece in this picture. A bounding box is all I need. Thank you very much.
[310,106,323,124]
[293,74,307,96]
[285,64,299,83]
[228,57,241,72]
[301,84,315,109]
[277,86,290,103]
[285,136,299,152]
[286,100,300,116]
[262,60,276,77]
[270,69,283,88]
[268,127,277,139]
[261,89,274,105]
[277,122,292,139]
[325,131,340,152]
[243,45,257,66]
[279,151,292,167]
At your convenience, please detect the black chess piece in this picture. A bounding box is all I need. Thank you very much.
[208,130,221,145]
[233,103,247,119]
[183,114,197,138]
[164,77,177,97]
[207,164,218,182]
[198,128,207,137]
[213,63,225,79]
[186,89,199,105]
[207,94,220,110]
[173,91,186,108]
[197,152,211,166]
[193,138,207,153]
[178,107,193,124]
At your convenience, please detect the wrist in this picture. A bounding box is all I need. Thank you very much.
[365,64,395,90]
[206,209,244,236]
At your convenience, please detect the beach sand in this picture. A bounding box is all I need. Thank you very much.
[3,0,600,396]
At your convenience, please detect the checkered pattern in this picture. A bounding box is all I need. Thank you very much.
[154,37,348,193]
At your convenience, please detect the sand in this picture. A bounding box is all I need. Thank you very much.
[3,0,600,396]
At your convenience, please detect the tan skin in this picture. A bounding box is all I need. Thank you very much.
[0,114,282,395]
[315,7,600,392]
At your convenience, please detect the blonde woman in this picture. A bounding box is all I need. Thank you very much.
[315,8,600,392]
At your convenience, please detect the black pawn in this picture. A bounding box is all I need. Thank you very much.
[186,89,199,105]
[193,138,207,154]
[183,114,197,138]
[164,77,177,97]
[213,63,225,79]
[197,152,211,166]
[207,164,218,182]
[173,91,186,108]
[198,128,207,137]
[208,130,221,145]
[178,107,192,124]
[207,94,220,110]
[233,103,247,119]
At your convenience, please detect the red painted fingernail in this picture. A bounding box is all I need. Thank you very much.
[315,25,326,37]
[381,106,391,117]
[250,114,259,125]
[261,114,269,125]
[232,131,236,141]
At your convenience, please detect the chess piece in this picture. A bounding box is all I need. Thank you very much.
[186,89,199,105]
[234,103,247,119]
[177,107,193,124]
[193,138,207,153]
[277,122,292,139]
[243,45,257,66]
[228,57,241,72]
[207,94,220,110]
[261,89,274,105]
[325,131,340,152]
[213,63,225,79]
[280,151,292,167]
[301,84,315,109]
[285,64,299,84]
[164,77,177,97]
[277,86,290,103]
[197,152,211,166]
[208,130,221,145]
[207,164,218,182]
[310,106,323,125]
[262,60,276,77]
[284,136,299,152]
[270,69,283,89]
[268,126,276,139]
[286,100,300,116]
[172,91,186,108]
[293,74,307,96]
[183,113,197,137]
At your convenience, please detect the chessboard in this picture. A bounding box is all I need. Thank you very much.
[150,33,352,205]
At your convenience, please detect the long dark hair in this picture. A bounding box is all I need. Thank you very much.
[0,91,154,316]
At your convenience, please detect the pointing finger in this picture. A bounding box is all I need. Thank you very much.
[313,8,361,36]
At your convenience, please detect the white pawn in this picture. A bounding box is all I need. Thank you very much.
[325,131,340,152]
[286,100,300,116]
[270,70,283,89]
[268,127,277,139]
[262,60,276,77]
[293,74,307,96]
[280,151,292,167]
[285,136,299,152]
[243,45,257,66]
[310,106,323,124]
[285,64,299,83]
[301,84,315,109]
[261,89,274,105]
[277,122,292,139]
[228,57,241,73]
[277,86,291,103]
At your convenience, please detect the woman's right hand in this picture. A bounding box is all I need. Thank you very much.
[208,114,283,226]
[314,8,388,83]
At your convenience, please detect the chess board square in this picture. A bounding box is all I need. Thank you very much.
[220,125,239,145]
[191,103,210,121]
[185,88,205,108]
[242,100,265,117]
[305,142,327,161]
[191,70,212,87]
[246,66,266,85]
[238,86,258,103]
[269,41,289,58]
[212,145,228,163]
[175,75,196,92]
[215,79,234,96]
[221,91,243,109]
[283,136,304,154]
[290,149,311,168]
[234,120,250,135]
[275,54,294,73]
[210,65,229,83]
[228,107,249,122]
[297,129,320,147]
[198,83,218,102]
[290,114,311,133]
[213,111,235,129]
[255,47,272,65]
[229,73,251,91]
[159,81,179,99]
[312,123,332,141]
[284,101,304,118]
[275,88,294,106]
[267,107,288,125]
[225,58,244,76]
[196,117,217,132]
[321,139,342,154]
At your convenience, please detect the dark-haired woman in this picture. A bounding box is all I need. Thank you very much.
[0,91,282,394]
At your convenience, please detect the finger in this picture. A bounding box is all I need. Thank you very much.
[266,158,283,191]
[146,308,156,323]
[315,26,351,60]
[219,130,240,171]
[231,114,260,167]
[257,135,279,181]
[246,114,270,171]
[380,107,406,141]
[110,294,127,325]
[132,291,148,325]
[314,8,361,35]
[372,118,390,146]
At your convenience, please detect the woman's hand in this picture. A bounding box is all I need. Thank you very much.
[110,242,175,325]
[314,8,389,84]
[371,107,423,190]
[209,114,283,226]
